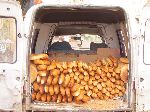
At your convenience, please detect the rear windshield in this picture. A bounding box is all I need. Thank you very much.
[0,17,16,63]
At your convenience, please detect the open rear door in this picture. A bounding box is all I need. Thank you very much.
[0,0,23,111]
[137,5,150,111]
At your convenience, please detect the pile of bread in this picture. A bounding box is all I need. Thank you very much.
[30,54,129,104]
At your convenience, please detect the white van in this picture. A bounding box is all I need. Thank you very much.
[0,0,150,112]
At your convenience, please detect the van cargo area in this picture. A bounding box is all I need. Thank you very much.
[28,6,132,111]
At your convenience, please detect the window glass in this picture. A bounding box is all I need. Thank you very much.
[49,34,107,51]
[0,18,16,63]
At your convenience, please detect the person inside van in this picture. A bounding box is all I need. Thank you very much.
[48,36,72,51]
[90,38,108,51]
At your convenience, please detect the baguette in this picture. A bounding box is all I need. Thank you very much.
[30,54,49,60]
[30,63,38,83]
[34,59,50,65]
[119,57,129,64]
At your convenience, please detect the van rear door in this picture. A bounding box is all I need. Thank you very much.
[137,5,150,111]
[0,0,23,111]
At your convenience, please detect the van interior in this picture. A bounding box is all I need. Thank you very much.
[28,6,132,111]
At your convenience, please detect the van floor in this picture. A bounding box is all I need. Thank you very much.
[29,98,131,111]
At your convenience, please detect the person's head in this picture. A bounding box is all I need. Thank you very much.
[34,0,42,4]
[59,36,65,42]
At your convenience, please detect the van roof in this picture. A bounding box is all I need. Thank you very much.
[35,7,125,23]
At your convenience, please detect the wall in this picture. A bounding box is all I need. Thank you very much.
[98,23,120,48]
[35,23,58,53]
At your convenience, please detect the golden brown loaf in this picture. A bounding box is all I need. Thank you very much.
[119,57,129,64]
[30,63,38,83]
[120,64,128,83]
[30,54,49,60]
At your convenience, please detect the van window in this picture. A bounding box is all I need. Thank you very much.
[48,34,108,52]
[144,19,150,64]
[0,17,16,63]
